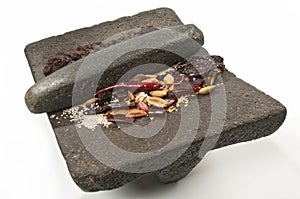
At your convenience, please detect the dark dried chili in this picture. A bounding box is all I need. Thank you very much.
[94,82,161,96]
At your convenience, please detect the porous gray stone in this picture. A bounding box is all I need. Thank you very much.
[24,8,286,191]
[25,7,185,82]
[25,24,204,113]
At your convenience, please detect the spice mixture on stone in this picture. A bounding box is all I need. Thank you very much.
[66,56,225,128]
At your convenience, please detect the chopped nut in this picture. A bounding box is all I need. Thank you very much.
[107,109,129,116]
[126,108,147,118]
[150,90,168,97]
[163,74,175,84]
[198,85,216,95]
[147,97,168,108]
[128,91,135,101]
[167,106,177,113]
[142,97,148,104]
[135,92,148,102]
[163,74,175,91]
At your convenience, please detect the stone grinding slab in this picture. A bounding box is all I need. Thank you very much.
[24,8,286,191]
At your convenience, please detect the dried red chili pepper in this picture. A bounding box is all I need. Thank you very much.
[94,82,161,96]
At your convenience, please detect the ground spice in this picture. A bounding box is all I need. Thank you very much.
[43,26,158,76]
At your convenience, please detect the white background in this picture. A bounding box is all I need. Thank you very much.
[1,0,300,198]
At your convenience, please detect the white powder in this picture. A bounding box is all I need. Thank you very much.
[62,106,111,131]
[178,96,189,107]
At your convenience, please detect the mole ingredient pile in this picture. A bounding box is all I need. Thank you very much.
[50,55,225,130]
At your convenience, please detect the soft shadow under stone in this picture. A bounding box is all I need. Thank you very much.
[24,8,286,191]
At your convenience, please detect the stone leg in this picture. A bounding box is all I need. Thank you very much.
[156,158,201,184]
[156,142,203,184]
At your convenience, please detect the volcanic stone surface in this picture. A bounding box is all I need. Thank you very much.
[24,8,286,192]
[25,24,205,113]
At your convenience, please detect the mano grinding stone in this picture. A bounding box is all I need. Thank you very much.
[24,8,286,191]
[25,24,205,113]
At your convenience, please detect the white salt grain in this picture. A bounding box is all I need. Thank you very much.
[178,96,189,107]
[62,106,111,131]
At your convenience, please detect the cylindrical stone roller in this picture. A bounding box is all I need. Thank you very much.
[25,24,205,113]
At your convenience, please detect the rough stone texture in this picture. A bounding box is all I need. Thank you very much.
[156,72,286,183]
[25,7,184,82]
[25,24,205,113]
[24,8,286,191]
